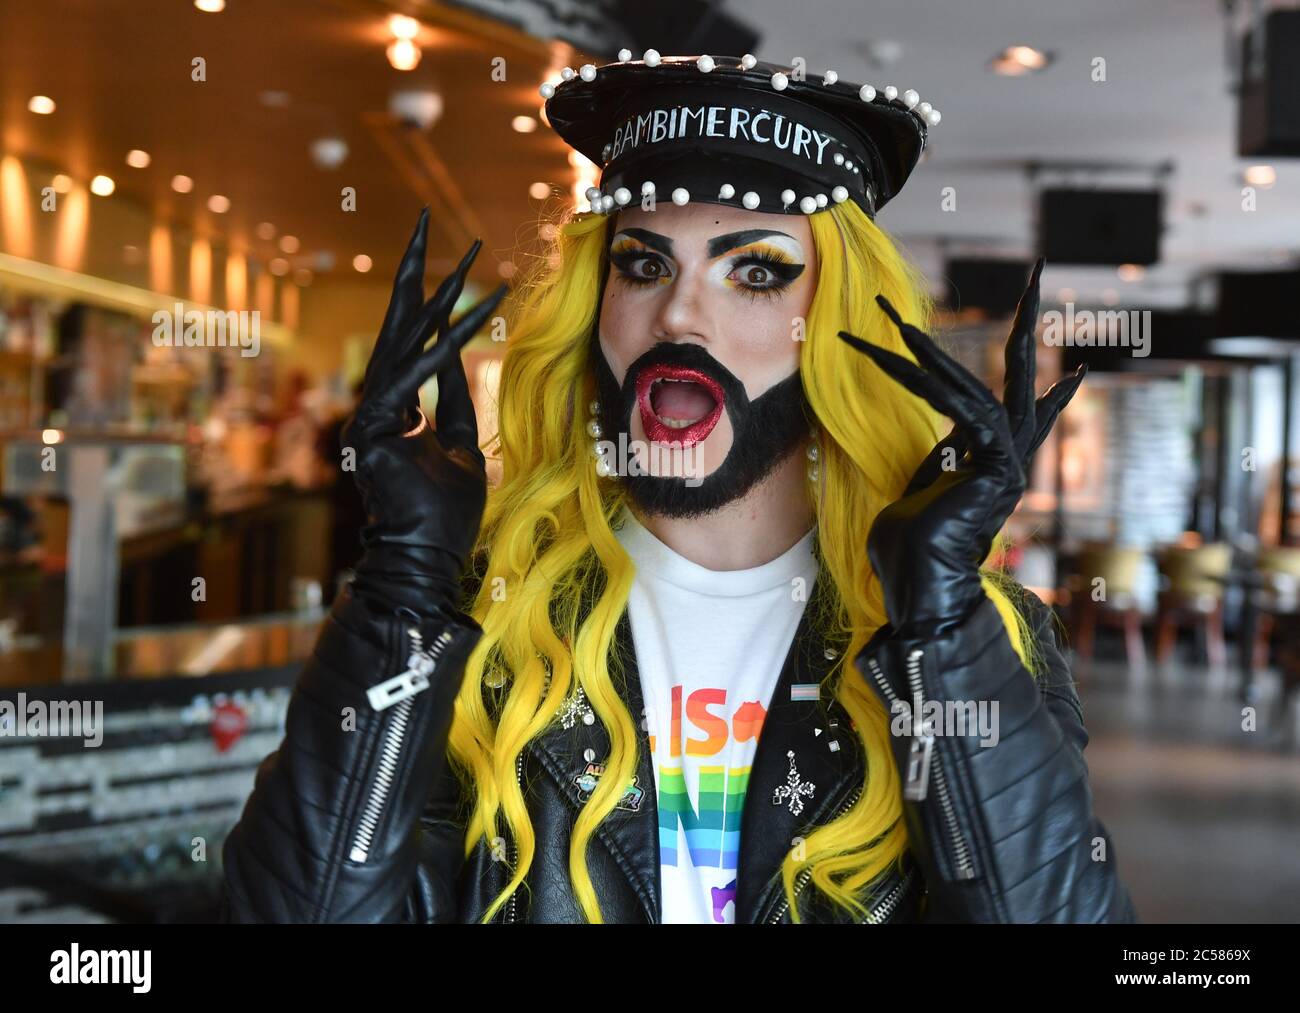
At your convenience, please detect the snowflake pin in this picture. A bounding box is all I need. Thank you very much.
[772,750,816,816]
[558,687,595,730]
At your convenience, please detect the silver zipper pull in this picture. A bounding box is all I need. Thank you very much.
[902,725,934,800]
[366,627,447,712]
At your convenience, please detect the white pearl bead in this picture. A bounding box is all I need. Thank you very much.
[643,49,661,67]
[859,84,876,101]
[671,187,689,205]
[822,70,838,86]
[560,67,575,81]
[641,180,656,195]
[918,101,932,116]
[718,183,735,199]
[614,187,631,205]
[816,193,828,207]
[741,54,757,69]
[580,64,597,82]
[697,55,715,73]
[601,194,615,212]
[771,72,789,91]
[884,85,898,100]
[618,48,632,62]
[586,420,603,438]
[833,152,844,165]
[585,186,601,203]
[799,196,817,213]
[742,191,760,209]
[595,457,613,477]
[927,109,942,125]
[540,83,556,99]
[781,188,796,207]
[844,160,854,171]
[903,89,920,108]
[832,185,848,202]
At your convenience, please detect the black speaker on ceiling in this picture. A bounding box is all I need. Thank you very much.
[944,259,1032,316]
[1238,9,1300,156]
[1038,188,1162,266]
[1215,270,1300,339]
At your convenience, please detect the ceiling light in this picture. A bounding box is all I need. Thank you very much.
[529,181,552,199]
[255,222,276,241]
[990,45,1051,76]
[90,175,115,196]
[269,258,289,277]
[353,254,373,273]
[51,174,73,194]
[279,235,300,254]
[1243,165,1276,188]
[171,174,194,193]
[194,0,226,12]
[126,149,151,168]
[512,115,538,133]
[388,14,420,39]
[387,39,421,71]
[28,95,56,114]
[207,194,231,213]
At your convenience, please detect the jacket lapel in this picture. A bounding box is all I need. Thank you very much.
[733,576,864,923]
[528,610,661,923]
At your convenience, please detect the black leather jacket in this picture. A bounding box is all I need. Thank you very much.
[221,567,1136,924]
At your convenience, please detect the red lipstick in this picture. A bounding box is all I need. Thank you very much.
[634,364,725,448]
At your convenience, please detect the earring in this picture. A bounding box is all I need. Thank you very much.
[806,435,820,483]
[589,400,614,477]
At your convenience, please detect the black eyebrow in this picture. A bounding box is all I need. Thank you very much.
[612,227,803,260]
[707,229,798,258]
[614,228,673,256]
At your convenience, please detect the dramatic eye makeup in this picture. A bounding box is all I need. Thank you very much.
[608,227,805,299]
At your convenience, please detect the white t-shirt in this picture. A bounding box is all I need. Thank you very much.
[614,509,818,924]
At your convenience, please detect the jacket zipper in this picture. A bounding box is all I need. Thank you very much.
[504,750,523,923]
[867,650,976,881]
[348,626,453,864]
[766,781,864,923]
[861,864,918,924]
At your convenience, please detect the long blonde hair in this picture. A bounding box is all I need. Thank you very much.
[446,198,1040,923]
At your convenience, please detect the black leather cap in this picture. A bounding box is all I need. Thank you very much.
[542,54,934,218]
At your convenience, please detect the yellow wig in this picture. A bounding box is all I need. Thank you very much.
[446,197,1042,923]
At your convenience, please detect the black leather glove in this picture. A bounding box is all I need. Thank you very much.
[838,259,1086,640]
[343,208,507,618]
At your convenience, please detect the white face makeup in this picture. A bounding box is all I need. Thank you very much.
[596,202,818,482]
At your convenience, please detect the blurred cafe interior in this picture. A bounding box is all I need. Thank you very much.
[0,0,1298,923]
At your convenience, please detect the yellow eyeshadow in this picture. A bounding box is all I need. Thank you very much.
[725,242,794,263]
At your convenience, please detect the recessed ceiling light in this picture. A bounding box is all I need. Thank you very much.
[387,39,421,71]
[269,258,289,277]
[353,254,373,273]
[1243,165,1276,188]
[28,95,56,115]
[512,115,538,133]
[125,149,151,168]
[90,175,115,196]
[279,235,300,254]
[51,174,73,194]
[207,194,231,213]
[171,174,194,193]
[990,45,1051,76]
[194,0,225,12]
[528,181,552,199]
[255,222,276,241]
[388,14,420,39]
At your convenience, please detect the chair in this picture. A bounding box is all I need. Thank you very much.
[1152,543,1232,667]
[1251,546,1300,668]
[1068,542,1148,668]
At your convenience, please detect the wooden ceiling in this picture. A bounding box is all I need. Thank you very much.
[0,0,585,293]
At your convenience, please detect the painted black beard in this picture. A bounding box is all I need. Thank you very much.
[592,340,811,519]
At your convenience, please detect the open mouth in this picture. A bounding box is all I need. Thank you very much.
[634,364,725,448]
